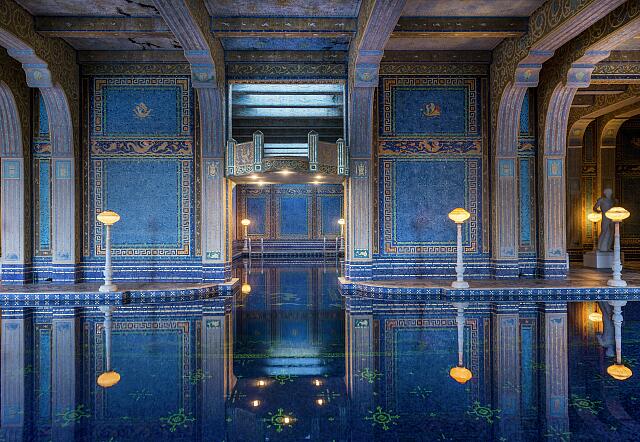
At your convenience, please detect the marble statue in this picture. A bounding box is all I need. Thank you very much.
[596,301,615,357]
[593,188,615,252]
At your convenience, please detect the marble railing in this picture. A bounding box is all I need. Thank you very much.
[226,130,348,177]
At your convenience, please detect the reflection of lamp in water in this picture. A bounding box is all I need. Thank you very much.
[448,208,471,289]
[97,210,120,293]
[97,306,120,388]
[251,400,261,407]
[605,207,630,287]
[257,379,266,387]
[242,258,251,295]
[588,303,603,323]
[316,398,325,406]
[313,379,322,387]
[607,301,633,381]
[338,218,345,251]
[587,212,602,251]
[241,218,251,253]
[449,302,472,384]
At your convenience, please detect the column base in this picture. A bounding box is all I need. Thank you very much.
[202,262,232,283]
[493,260,520,278]
[345,260,373,281]
[0,263,33,284]
[51,263,80,283]
[537,259,568,279]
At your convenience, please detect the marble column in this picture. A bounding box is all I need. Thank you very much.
[199,88,232,282]
[1,308,34,441]
[345,303,374,437]
[491,303,521,440]
[51,309,79,441]
[345,85,375,280]
[200,302,232,440]
[538,302,569,439]
[0,82,31,282]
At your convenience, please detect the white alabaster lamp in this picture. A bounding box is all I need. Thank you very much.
[607,301,632,381]
[97,306,120,388]
[587,212,602,251]
[605,207,630,287]
[97,210,120,293]
[449,303,472,384]
[448,208,471,289]
[241,218,251,253]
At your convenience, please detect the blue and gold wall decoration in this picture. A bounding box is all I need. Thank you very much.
[380,158,480,255]
[376,73,488,271]
[85,75,196,263]
[518,91,537,256]
[238,184,343,240]
[32,91,51,257]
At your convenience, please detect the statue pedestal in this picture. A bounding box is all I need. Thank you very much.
[583,251,623,269]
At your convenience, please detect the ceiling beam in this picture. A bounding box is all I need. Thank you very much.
[35,16,172,38]
[391,17,528,39]
[211,17,356,38]
[575,84,627,95]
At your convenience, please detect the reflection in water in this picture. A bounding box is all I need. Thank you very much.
[0,263,638,440]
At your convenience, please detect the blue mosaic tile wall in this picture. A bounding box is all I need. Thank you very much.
[238,184,343,239]
[617,119,640,252]
[32,91,52,258]
[83,76,197,267]
[376,74,489,276]
[518,91,536,256]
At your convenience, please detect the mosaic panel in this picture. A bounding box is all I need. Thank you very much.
[93,158,191,256]
[32,91,52,257]
[246,196,268,235]
[278,196,310,238]
[381,77,480,138]
[380,158,480,255]
[86,75,195,259]
[318,195,342,236]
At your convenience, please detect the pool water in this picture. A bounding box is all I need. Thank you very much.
[1,262,639,441]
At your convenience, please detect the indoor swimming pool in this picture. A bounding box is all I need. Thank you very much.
[1,262,639,441]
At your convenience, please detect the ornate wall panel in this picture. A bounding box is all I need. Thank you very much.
[84,75,197,259]
[33,92,51,257]
[237,184,343,240]
[376,72,489,273]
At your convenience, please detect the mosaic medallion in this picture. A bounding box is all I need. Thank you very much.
[186,369,209,384]
[410,385,432,399]
[357,368,382,384]
[570,394,602,415]
[467,401,501,424]
[160,408,195,432]
[544,426,572,441]
[57,405,90,426]
[365,406,399,430]
[266,408,295,432]
[271,374,297,385]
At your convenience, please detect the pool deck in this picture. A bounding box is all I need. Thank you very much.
[338,267,640,301]
[0,279,239,306]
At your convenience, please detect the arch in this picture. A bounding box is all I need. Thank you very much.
[567,118,594,149]
[0,81,29,282]
[0,26,77,281]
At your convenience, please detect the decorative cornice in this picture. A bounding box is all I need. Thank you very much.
[392,17,527,38]
[226,63,346,79]
[80,63,191,76]
[211,17,356,37]
[35,16,173,39]
[382,50,491,64]
[379,63,488,76]
[225,51,347,63]
[78,50,187,64]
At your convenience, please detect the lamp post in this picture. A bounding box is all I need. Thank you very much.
[97,210,120,293]
[587,212,602,251]
[449,302,472,384]
[241,218,251,254]
[338,218,345,251]
[448,208,471,289]
[97,305,120,388]
[607,300,632,381]
[605,207,630,287]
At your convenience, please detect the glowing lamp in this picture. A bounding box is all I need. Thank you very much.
[449,366,473,384]
[316,398,325,406]
[283,417,291,425]
[241,283,251,295]
[588,311,603,322]
[587,212,602,223]
[607,364,633,381]
[605,207,630,222]
[241,218,251,226]
[448,208,471,224]
[97,210,120,226]
[313,379,322,387]
[337,218,345,226]
[251,400,260,407]
[97,370,121,388]
[257,380,266,387]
